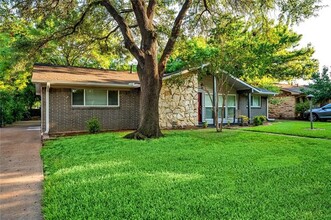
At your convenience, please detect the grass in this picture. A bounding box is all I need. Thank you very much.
[240,120,331,139]
[41,129,331,219]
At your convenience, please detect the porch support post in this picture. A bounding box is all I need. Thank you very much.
[248,91,252,123]
[213,75,217,126]
[45,82,50,134]
[266,96,269,119]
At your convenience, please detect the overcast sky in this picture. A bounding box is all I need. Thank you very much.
[293,0,331,72]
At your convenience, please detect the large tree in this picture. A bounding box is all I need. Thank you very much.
[304,67,331,106]
[4,0,323,138]
[167,14,318,131]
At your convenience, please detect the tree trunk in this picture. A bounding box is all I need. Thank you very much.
[219,94,226,132]
[214,95,221,132]
[124,47,164,139]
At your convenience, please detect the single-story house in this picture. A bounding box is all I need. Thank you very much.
[32,64,276,135]
[268,84,306,119]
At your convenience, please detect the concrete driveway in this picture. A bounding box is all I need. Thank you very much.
[0,120,43,220]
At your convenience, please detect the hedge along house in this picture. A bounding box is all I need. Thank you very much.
[32,64,275,135]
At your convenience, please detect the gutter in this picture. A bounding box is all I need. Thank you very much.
[45,82,50,134]
[31,80,141,88]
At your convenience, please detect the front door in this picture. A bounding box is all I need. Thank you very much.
[198,92,202,123]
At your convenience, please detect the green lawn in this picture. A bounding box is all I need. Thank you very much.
[241,120,331,139]
[41,129,331,219]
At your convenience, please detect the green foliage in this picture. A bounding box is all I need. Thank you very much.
[239,115,249,126]
[303,67,331,105]
[240,24,318,80]
[41,129,330,219]
[202,121,208,128]
[165,57,186,73]
[253,115,267,126]
[86,117,101,134]
[164,74,187,88]
[246,76,280,92]
[269,97,282,105]
[295,101,310,117]
[0,80,39,126]
[170,16,318,82]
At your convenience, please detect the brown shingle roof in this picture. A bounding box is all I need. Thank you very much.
[32,64,140,87]
[277,84,306,95]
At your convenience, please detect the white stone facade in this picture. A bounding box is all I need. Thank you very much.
[159,73,199,128]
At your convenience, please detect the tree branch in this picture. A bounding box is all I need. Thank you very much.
[147,0,156,20]
[120,8,134,14]
[130,0,151,36]
[100,0,145,65]
[92,24,138,41]
[32,1,101,53]
[158,0,193,75]
[195,0,212,24]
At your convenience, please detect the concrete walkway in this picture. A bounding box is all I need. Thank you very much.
[0,121,43,220]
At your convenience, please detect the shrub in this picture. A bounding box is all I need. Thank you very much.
[253,115,267,126]
[86,117,101,133]
[295,101,310,119]
[238,115,249,126]
[202,121,208,128]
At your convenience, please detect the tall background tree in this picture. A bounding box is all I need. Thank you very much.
[304,67,331,106]
[1,0,323,137]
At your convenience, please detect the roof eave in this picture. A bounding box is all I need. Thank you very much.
[255,91,278,96]
[31,80,141,88]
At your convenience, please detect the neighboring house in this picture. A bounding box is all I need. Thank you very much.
[32,64,276,135]
[269,85,306,119]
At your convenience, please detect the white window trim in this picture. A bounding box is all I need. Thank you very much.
[204,93,237,122]
[251,95,261,108]
[226,94,237,120]
[72,89,120,107]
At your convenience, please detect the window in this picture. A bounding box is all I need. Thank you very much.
[86,89,107,105]
[72,89,84,105]
[217,96,224,118]
[227,95,236,119]
[205,94,213,119]
[72,89,119,106]
[204,94,236,120]
[251,95,261,107]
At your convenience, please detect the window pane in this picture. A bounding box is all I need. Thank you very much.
[218,107,225,118]
[251,96,261,107]
[257,97,261,106]
[205,107,213,119]
[85,89,107,105]
[227,96,236,107]
[227,107,236,119]
[108,91,119,106]
[205,94,212,107]
[72,89,84,105]
[218,96,223,107]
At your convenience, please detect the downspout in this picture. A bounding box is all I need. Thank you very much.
[45,82,50,134]
[248,91,252,123]
[267,96,269,119]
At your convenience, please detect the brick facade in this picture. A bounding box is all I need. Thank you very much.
[41,87,140,134]
[268,93,296,119]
